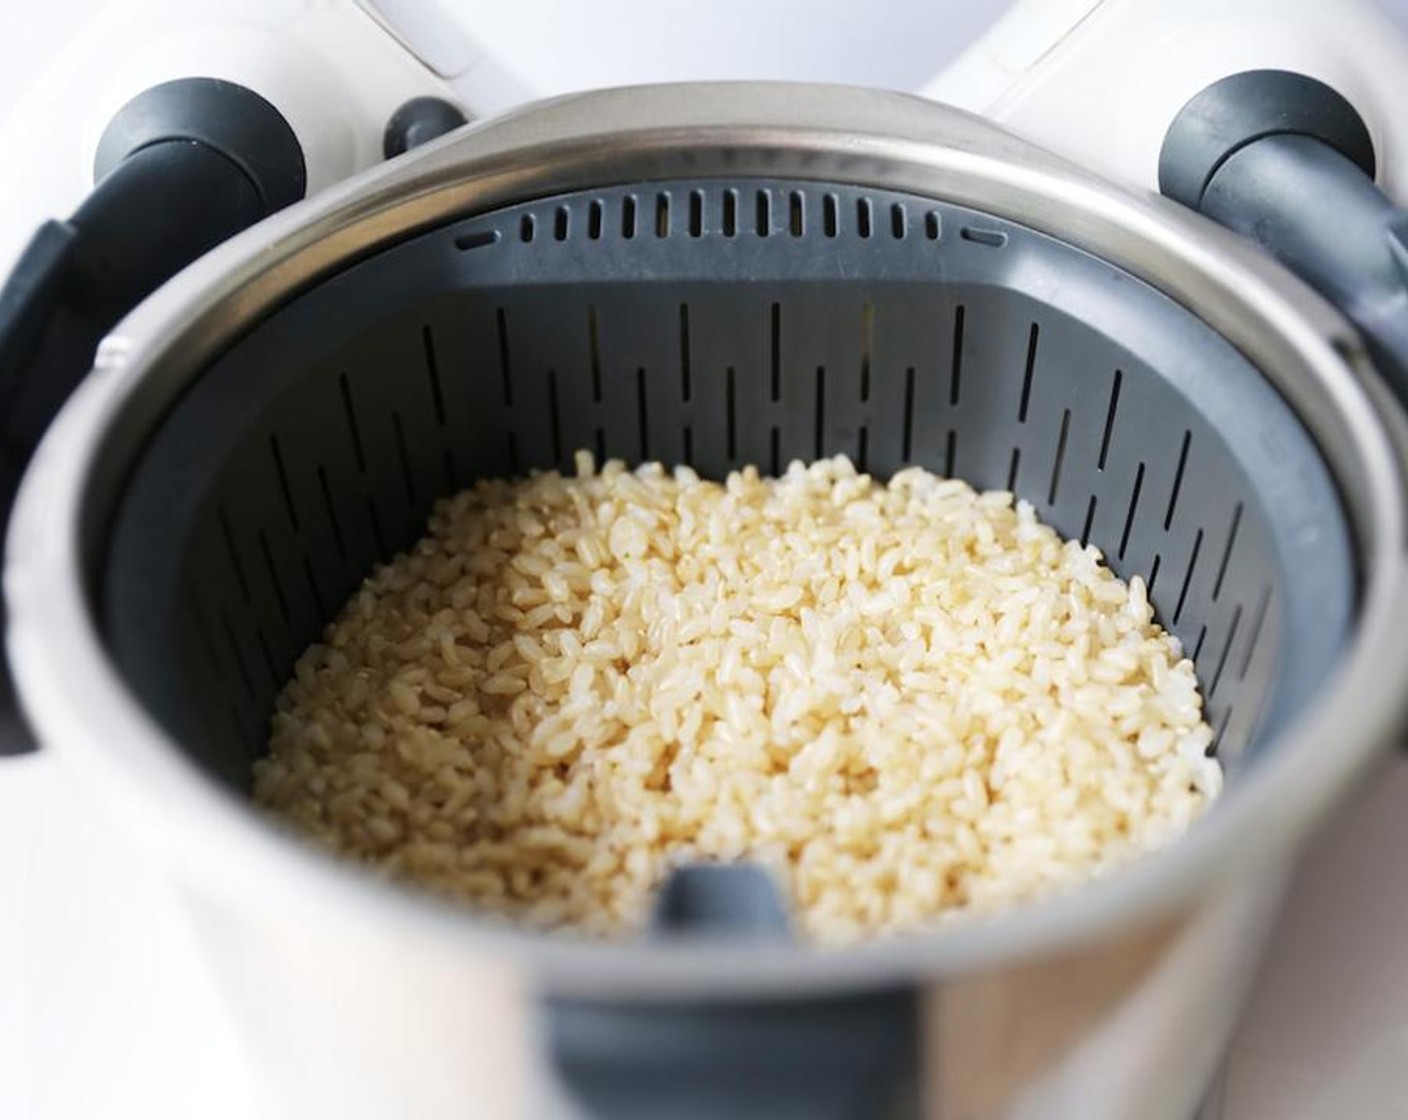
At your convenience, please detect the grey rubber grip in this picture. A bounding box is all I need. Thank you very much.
[1199,135,1408,405]
[1161,70,1408,406]
[548,987,921,1120]
[0,77,306,755]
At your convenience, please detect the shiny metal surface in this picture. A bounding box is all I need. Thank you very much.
[7,83,1408,1000]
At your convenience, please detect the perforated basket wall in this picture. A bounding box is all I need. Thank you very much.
[102,179,1354,795]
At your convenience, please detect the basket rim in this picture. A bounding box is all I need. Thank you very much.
[8,82,1408,997]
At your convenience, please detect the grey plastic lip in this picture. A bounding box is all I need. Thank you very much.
[8,83,1408,999]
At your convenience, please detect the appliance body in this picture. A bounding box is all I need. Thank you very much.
[9,0,1408,278]
[8,82,1408,1118]
[0,0,1001,278]
[924,0,1408,197]
[4,4,1408,1119]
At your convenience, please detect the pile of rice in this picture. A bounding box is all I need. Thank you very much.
[254,452,1220,944]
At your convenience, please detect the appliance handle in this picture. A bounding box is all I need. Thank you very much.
[548,987,920,1120]
[1160,70,1408,409]
[0,77,305,756]
[1159,70,1408,753]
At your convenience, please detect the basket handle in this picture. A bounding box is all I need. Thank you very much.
[547,865,921,1119]
[1159,70,1408,409]
[0,78,305,755]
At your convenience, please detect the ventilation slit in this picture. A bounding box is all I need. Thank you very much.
[254,627,279,688]
[945,430,957,477]
[1173,528,1204,625]
[496,307,514,406]
[622,195,637,239]
[269,433,299,531]
[902,367,916,461]
[258,531,291,624]
[678,303,692,401]
[1098,369,1124,470]
[824,194,839,237]
[1210,605,1244,698]
[770,426,781,476]
[949,304,965,405]
[218,507,251,601]
[587,305,603,403]
[1212,502,1244,601]
[546,369,563,464]
[722,190,738,237]
[636,368,649,458]
[689,190,704,237]
[789,191,804,236]
[654,193,670,238]
[726,367,737,460]
[891,203,906,239]
[422,325,446,426]
[367,499,388,556]
[1148,553,1162,595]
[1047,409,1071,505]
[302,557,327,620]
[756,189,771,236]
[1018,323,1039,422]
[960,226,1007,247]
[227,706,250,754]
[454,229,499,252]
[391,411,416,502]
[925,211,941,240]
[316,465,347,562]
[190,596,223,672]
[337,373,367,472]
[588,200,604,240]
[770,302,782,402]
[1080,495,1097,547]
[219,608,255,699]
[1192,624,1208,663]
[857,197,872,238]
[1165,430,1191,529]
[227,703,254,756]
[1232,588,1272,685]
[594,427,606,463]
[1212,705,1233,754]
[857,427,869,473]
[1118,463,1146,560]
[814,366,826,458]
[519,214,535,243]
[860,302,873,402]
[554,205,569,241]
[1007,447,1021,492]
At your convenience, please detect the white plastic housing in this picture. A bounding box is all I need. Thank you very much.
[923,0,1408,202]
[0,0,460,277]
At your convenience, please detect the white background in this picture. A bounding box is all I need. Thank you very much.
[3,3,1408,1119]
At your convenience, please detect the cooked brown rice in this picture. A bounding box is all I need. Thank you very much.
[253,452,1220,943]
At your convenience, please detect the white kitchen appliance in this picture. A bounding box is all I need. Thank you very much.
[3,3,1408,1119]
[7,0,1408,275]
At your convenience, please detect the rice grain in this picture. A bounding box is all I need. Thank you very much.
[254,453,1220,943]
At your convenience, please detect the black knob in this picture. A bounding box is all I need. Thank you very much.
[94,77,306,212]
[1159,69,1375,209]
[384,96,469,159]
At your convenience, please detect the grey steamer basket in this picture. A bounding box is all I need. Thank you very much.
[7,82,1408,1119]
[107,174,1348,786]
